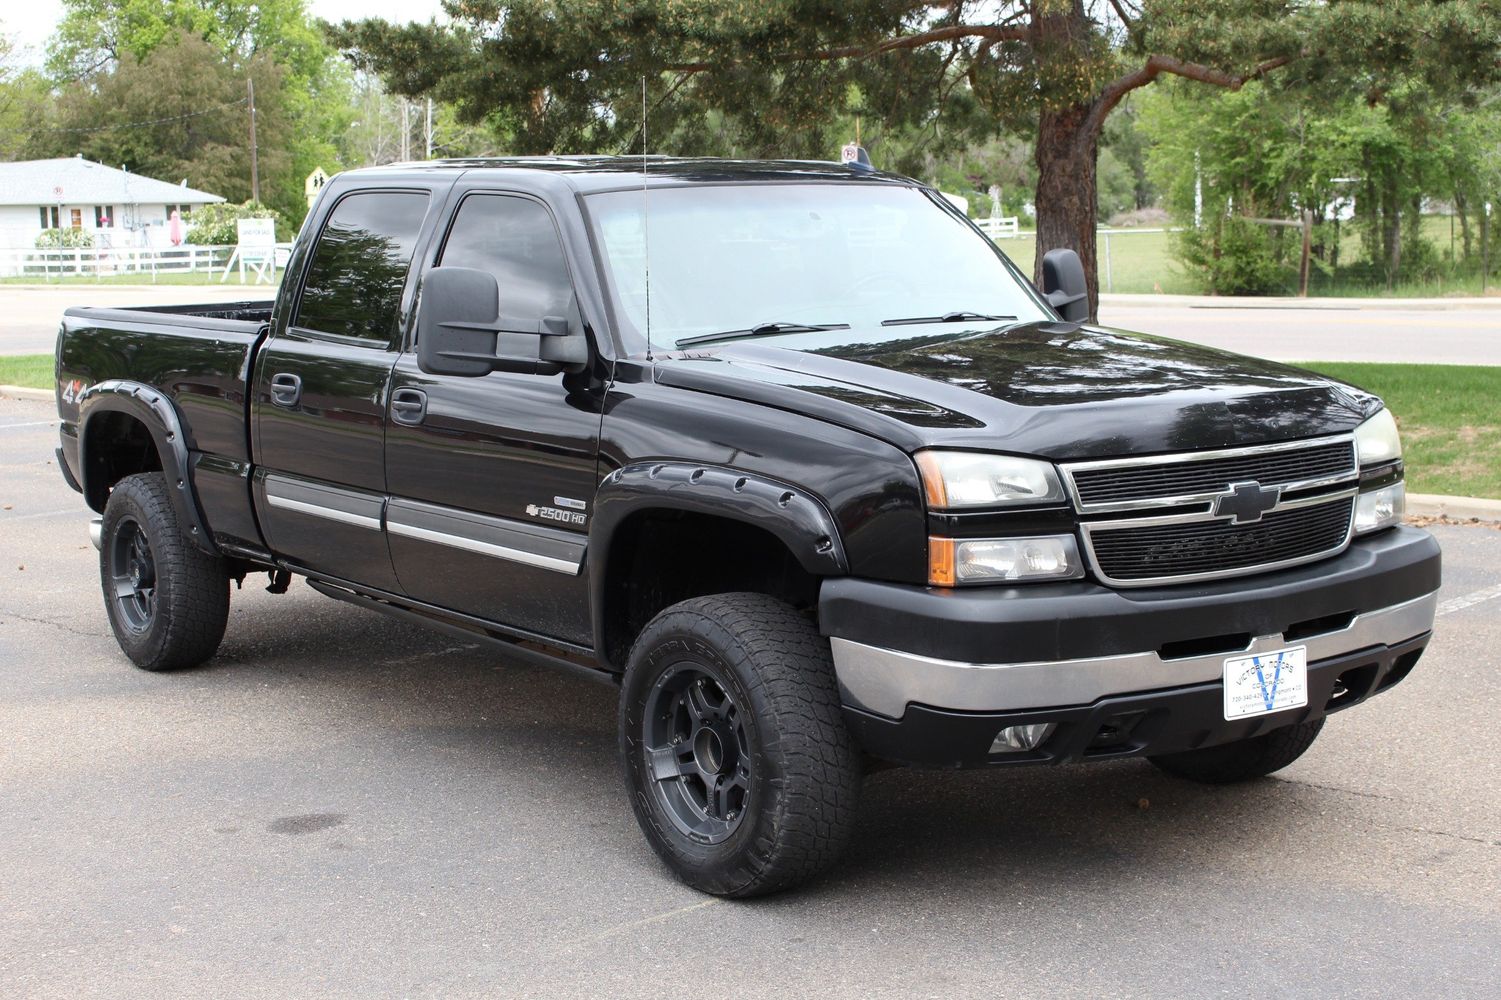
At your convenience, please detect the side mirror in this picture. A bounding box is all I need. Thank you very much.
[415,266,588,377]
[1040,248,1090,323]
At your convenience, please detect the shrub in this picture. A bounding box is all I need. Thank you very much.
[1174,216,1290,295]
[1398,237,1442,282]
[185,201,287,246]
[35,227,95,249]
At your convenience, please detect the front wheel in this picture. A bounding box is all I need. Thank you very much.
[1148,718,1325,784]
[620,593,862,897]
[99,472,230,671]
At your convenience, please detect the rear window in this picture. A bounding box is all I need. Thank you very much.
[295,191,430,343]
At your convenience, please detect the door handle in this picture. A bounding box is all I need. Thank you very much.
[269,372,302,407]
[390,388,427,425]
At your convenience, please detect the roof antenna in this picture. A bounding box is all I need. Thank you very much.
[641,74,653,362]
[841,113,874,174]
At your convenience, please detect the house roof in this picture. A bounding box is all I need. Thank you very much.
[0,157,226,207]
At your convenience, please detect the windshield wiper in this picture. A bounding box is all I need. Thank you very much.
[881,311,1017,327]
[675,321,849,348]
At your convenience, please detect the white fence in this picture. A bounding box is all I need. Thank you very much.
[975,216,1021,238]
[0,243,294,282]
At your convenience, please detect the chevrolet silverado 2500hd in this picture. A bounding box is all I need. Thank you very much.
[54,157,1440,896]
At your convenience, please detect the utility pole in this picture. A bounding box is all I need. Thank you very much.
[400,100,410,162]
[425,98,434,159]
[247,77,260,203]
[1299,208,1313,297]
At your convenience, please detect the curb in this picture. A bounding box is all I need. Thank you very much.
[1406,492,1501,524]
[0,385,52,402]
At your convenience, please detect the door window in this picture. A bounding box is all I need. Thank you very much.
[296,190,430,344]
[437,195,574,324]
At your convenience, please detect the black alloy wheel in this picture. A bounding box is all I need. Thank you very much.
[108,516,157,633]
[641,664,753,843]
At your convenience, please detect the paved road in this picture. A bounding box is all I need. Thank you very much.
[1100,299,1501,366]
[0,285,278,356]
[4,284,1498,365]
[2,393,1499,998]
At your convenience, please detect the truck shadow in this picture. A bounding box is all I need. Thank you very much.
[207,585,1347,900]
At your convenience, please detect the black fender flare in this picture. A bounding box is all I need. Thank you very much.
[77,379,218,555]
[588,462,849,664]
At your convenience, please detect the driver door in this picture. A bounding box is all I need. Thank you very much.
[382,191,601,646]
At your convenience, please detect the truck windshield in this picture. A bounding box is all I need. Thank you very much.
[584,183,1050,353]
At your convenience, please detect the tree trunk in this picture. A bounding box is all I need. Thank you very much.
[1033,102,1100,319]
[1455,191,1472,260]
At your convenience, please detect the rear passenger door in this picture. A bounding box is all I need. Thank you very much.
[383,191,601,645]
[251,186,443,590]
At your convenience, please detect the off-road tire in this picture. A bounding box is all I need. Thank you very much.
[620,593,862,897]
[100,472,229,671]
[1149,718,1325,784]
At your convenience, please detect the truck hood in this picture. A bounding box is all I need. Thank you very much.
[653,321,1379,460]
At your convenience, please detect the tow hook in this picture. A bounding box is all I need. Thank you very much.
[89,517,103,551]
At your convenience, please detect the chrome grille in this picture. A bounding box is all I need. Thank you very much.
[1085,496,1355,585]
[1063,436,1360,587]
[1064,437,1357,513]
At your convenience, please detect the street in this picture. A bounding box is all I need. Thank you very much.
[0,285,277,357]
[1100,297,1501,366]
[2,392,1499,998]
[3,284,1499,364]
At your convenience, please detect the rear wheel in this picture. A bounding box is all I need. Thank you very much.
[100,472,229,671]
[620,593,862,897]
[1148,718,1325,784]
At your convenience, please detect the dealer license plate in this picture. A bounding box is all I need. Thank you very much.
[1223,646,1308,720]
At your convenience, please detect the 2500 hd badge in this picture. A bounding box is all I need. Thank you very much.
[54,155,1438,897]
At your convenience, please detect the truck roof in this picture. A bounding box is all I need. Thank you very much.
[342,155,917,192]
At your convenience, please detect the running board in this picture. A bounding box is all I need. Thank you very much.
[304,579,619,689]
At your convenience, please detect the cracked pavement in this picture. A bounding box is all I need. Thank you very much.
[2,393,1499,998]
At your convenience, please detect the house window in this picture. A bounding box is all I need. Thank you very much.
[39,206,60,229]
[69,208,83,229]
[94,205,114,227]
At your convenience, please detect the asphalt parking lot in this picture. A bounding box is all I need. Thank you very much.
[3,392,1500,999]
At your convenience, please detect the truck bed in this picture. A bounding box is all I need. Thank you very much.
[56,300,274,552]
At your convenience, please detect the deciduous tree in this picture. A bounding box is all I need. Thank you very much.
[331,1,1501,317]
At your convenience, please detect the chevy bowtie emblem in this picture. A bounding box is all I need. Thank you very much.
[1214,481,1281,524]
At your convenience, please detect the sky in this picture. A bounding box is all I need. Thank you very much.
[4,1,450,67]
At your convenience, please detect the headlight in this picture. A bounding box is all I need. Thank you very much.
[1354,409,1401,467]
[1354,482,1405,534]
[929,534,1084,586]
[915,450,1065,508]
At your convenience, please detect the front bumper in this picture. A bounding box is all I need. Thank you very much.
[819,526,1440,768]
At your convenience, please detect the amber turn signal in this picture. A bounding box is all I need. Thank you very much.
[927,536,957,587]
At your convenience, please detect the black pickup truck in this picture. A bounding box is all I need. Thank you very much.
[55,157,1439,896]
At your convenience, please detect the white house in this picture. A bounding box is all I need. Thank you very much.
[0,156,225,249]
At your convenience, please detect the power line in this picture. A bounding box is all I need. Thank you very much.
[32,98,250,134]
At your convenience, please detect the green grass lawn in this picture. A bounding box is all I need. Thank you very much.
[994,229,1201,295]
[0,355,52,389]
[994,214,1500,297]
[1303,362,1501,499]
